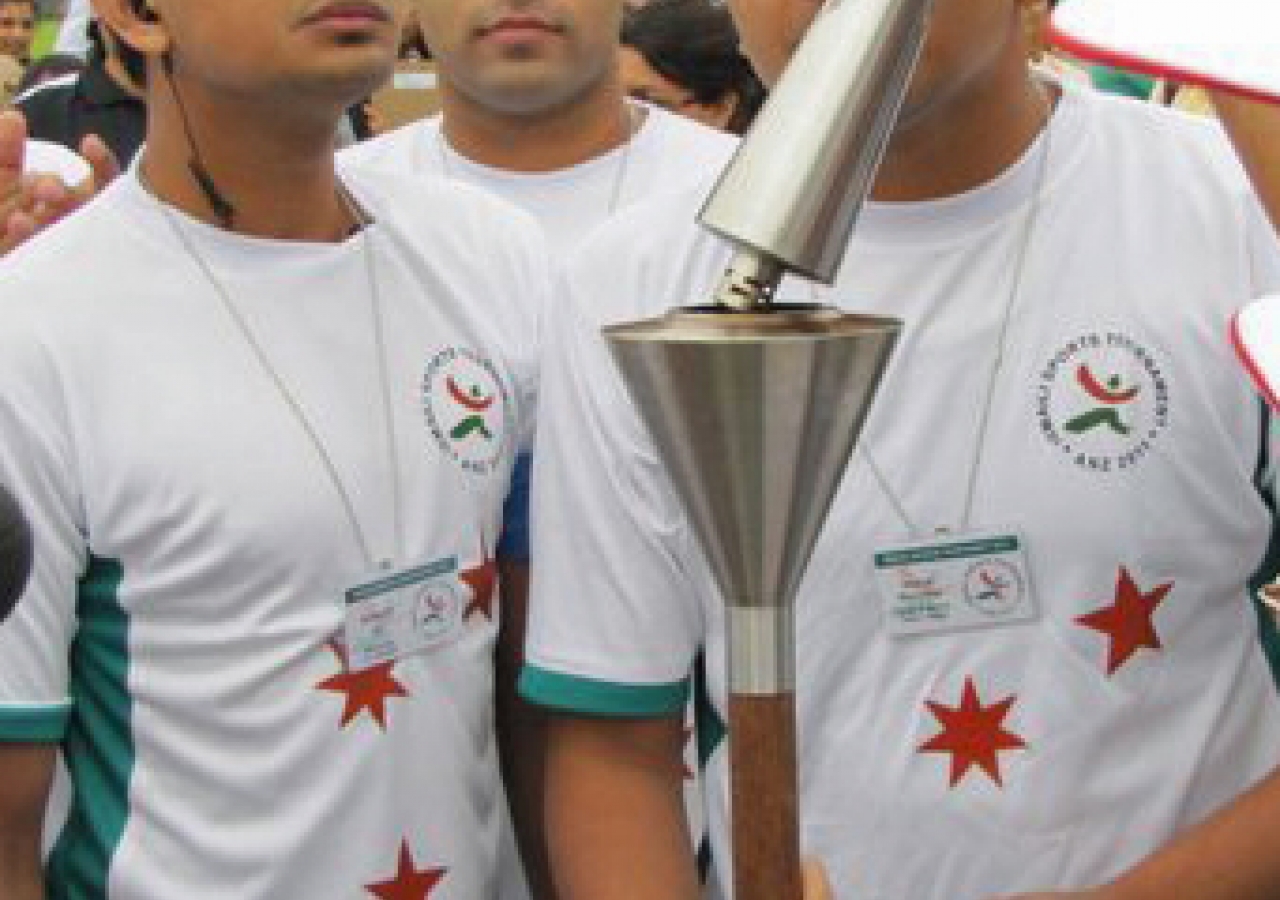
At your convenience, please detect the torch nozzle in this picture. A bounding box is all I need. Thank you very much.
[714,250,786,311]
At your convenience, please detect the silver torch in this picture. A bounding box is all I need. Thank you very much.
[602,0,934,898]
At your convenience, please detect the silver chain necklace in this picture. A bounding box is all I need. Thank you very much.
[151,182,404,570]
[861,92,1059,539]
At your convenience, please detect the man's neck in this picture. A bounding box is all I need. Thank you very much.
[141,86,355,242]
[872,66,1056,203]
[438,77,635,173]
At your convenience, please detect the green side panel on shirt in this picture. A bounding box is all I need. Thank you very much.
[691,651,724,882]
[1250,403,1280,689]
[520,665,690,718]
[1250,517,1280,687]
[46,556,133,900]
[1088,65,1156,99]
[692,651,725,768]
[0,701,72,741]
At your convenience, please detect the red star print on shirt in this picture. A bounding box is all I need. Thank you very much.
[919,677,1027,787]
[366,840,447,900]
[316,641,409,730]
[461,537,497,621]
[1077,567,1173,675]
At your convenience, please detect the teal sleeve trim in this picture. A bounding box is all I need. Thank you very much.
[520,665,690,718]
[0,701,72,742]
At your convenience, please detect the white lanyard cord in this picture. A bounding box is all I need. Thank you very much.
[154,184,404,570]
[863,90,1058,539]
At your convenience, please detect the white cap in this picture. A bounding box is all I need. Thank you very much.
[1051,0,1280,104]
[1233,296,1280,409]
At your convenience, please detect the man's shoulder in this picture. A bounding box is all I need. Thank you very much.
[1073,82,1238,175]
[342,166,552,340]
[344,161,544,255]
[566,177,733,327]
[638,105,739,171]
[0,218,141,360]
[338,116,438,176]
[6,176,131,260]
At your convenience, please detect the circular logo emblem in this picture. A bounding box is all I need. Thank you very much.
[413,579,462,646]
[422,347,512,476]
[1035,332,1170,473]
[963,559,1024,616]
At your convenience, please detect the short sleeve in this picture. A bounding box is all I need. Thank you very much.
[1247,192,1280,297]
[520,276,705,719]
[0,310,87,742]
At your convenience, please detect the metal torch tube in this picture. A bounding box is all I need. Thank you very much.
[728,604,802,900]
[700,0,933,284]
[713,248,787,310]
[729,605,797,696]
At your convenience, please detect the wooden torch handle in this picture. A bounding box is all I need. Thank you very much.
[729,691,803,900]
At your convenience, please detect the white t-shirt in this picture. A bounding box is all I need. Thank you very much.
[340,105,738,257]
[523,83,1280,900]
[0,166,549,899]
[342,100,737,857]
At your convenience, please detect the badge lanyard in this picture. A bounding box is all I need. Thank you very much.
[153,183,404,571]
[862,91,1059,540]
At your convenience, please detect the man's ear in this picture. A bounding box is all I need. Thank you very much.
[90,0,168,60]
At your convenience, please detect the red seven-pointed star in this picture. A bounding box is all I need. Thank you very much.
[366,840,447,900]
[918,677,1027,788]
[1077,567,1173,675]
[461,538,497,621]
[316,641,409,730]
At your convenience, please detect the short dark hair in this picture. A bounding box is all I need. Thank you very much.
[621,0,765,136]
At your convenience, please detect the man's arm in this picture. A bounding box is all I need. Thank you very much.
[544,712,701,900]
[998,763,1280,900]
[543,713,836,900]
[495,557,558,900]
[0,743,56,900]
[1213,92,1280,234]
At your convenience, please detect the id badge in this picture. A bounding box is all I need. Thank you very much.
[873,530,1037,638]
[342,556,464,671]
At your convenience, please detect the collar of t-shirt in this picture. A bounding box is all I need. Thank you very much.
[852,79,1089,248]
[430,103,660,191]
[115,165,371,279]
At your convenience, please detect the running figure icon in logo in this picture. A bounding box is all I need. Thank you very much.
[964,559,1025,616]
[422,346,513,476]
[1065,364,1140,436]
